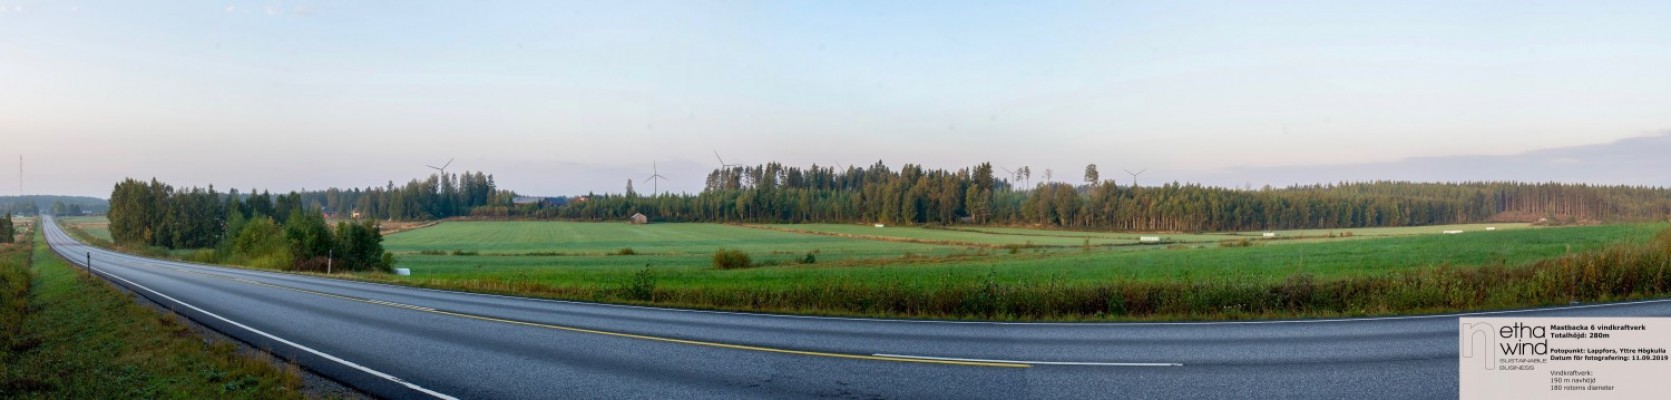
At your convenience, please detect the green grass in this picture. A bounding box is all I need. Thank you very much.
[382,222,1655,289]
[1230,222,1535,238]
[760,223,1143,246]
[1,224,302,398]
[356,220,1668,320]
[386,220,962,257]
[943,222,1535,243]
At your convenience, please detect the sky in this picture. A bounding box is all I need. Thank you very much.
[2,1,1670,198]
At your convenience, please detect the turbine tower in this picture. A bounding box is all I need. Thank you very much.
[644,162,667,196]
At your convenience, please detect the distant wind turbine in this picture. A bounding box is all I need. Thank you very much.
[998,166,1018,184]
[713,150,741,168]
[426,157,454,176]
[1123,168,1148,189]
[644,162,668,196]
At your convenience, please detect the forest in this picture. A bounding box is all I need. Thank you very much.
[103,162,1671,244]
[106,179,392,272]
[531,162,1671,232]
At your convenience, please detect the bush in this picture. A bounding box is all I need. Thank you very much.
[800,252,817,264]
[1219,238,1259,248]
[712,248,753,269]
[450,249,479,256]
[615,247,638,256]
[622,267,656,301]
[294,256,332,273]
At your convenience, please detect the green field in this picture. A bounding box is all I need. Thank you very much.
[943,222,1535,243]
[381,220,1656,289]
[63,216,1670,320]
[363,220,1670,320]
[57,216,111,242]
[387,221,959,257]
[758,223,1143,246]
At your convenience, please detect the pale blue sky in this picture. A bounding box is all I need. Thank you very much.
[3,1,1669,197]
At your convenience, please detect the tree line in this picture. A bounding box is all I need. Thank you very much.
[0,195,108,216]
[107,178,392,272]
[102,162,1671,241]
[291,171,510,221]
[0,212,15,243]
[521,162,1671,232]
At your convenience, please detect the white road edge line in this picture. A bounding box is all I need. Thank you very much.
[872,353,1183,367]
[82,258,460,400]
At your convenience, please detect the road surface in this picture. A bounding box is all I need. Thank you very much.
[41,216,1671,399]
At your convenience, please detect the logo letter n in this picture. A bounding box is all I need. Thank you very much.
[1460,321,1496,370]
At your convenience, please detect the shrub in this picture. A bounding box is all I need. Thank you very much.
[800,252,817,264]
[622,267,656,301]
[615,247,638,256]
[450,249,479,256]
[712,248,753,269]
[1219,238,1259,248]
[294,256,331,273]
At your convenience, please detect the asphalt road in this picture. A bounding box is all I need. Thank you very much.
[41,216,1671,399]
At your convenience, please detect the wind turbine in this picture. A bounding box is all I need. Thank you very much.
[998,166,1018,184]
[1123,168,1148,189]
[713,150,741,169]
[644,162,667,196]
[426,157,454,176]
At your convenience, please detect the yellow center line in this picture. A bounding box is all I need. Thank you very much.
[135,261,1030,369]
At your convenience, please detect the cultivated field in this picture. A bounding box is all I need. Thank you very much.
[756,223,1144,247]
[63,216,1668,320]
[381,220,1654,289]
[57,216,111,242]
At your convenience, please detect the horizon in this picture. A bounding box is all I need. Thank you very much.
[4,1,1671,197]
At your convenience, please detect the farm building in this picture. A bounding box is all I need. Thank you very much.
[629,213,649,224]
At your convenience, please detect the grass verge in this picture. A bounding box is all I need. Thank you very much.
[1,223,303,399]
